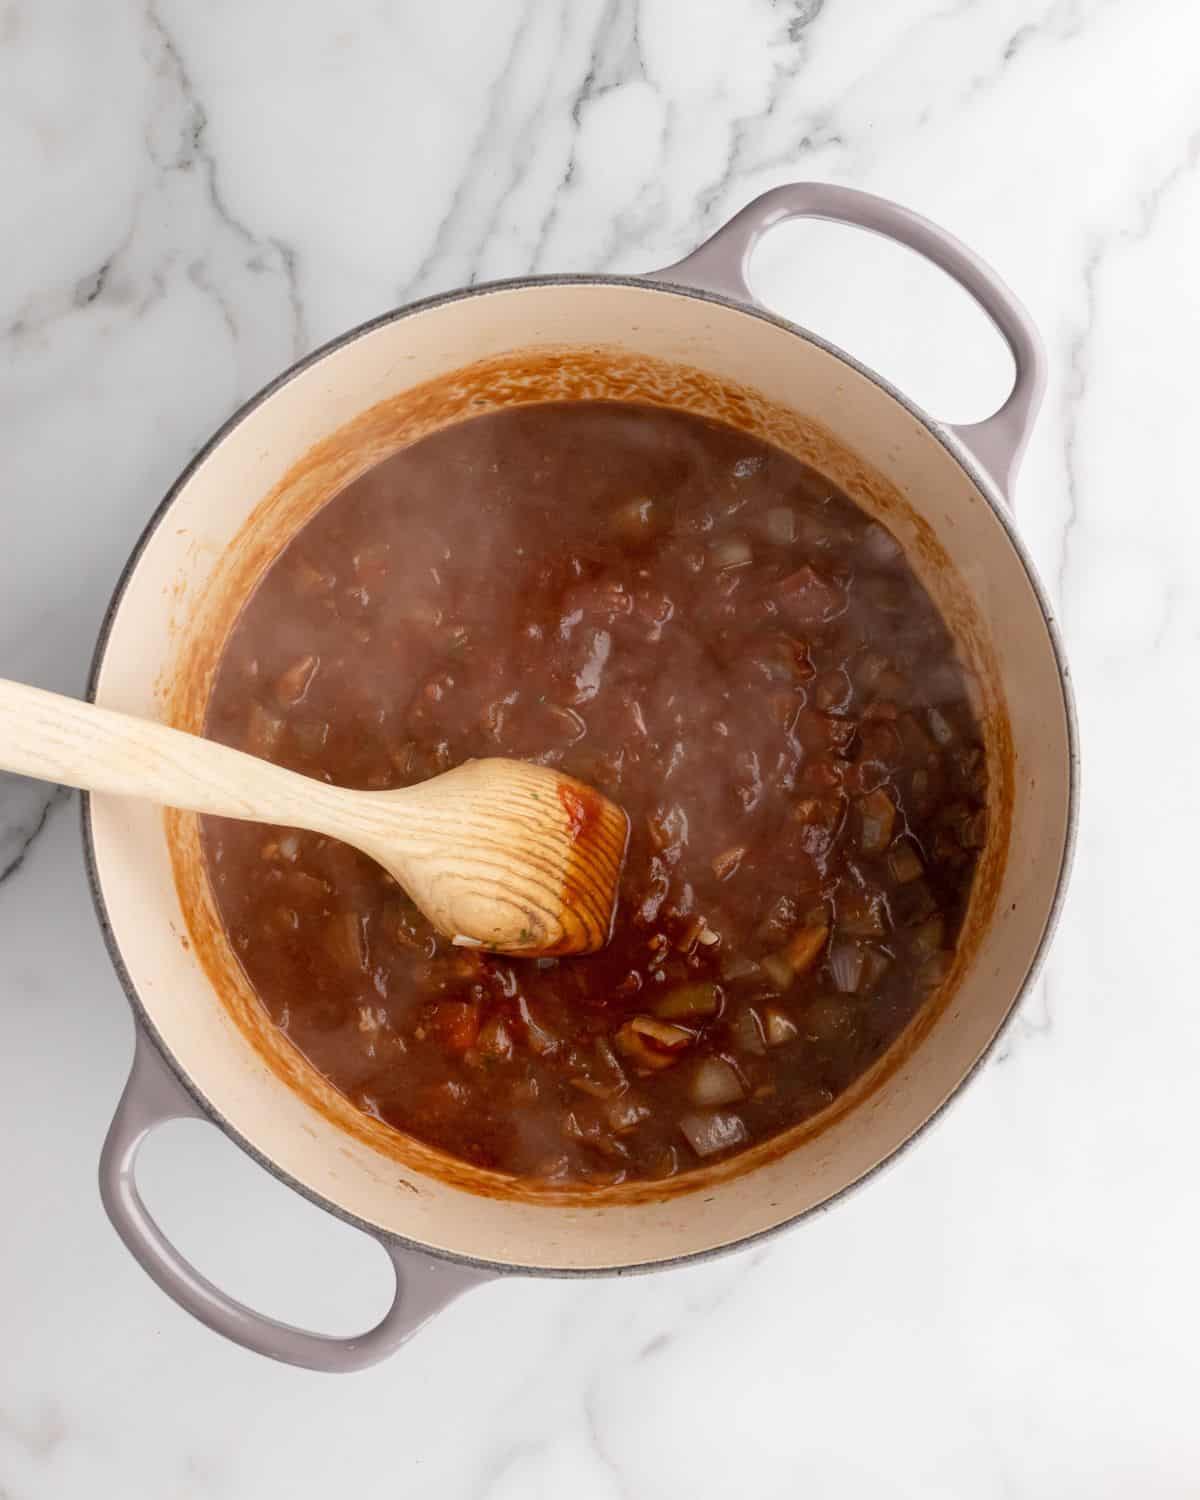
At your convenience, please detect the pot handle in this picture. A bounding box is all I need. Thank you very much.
[649,183,1046,500]
[99,1029,491,1372]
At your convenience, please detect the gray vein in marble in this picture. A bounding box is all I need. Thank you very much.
[1022,972,1053,1040]
[576,1250,773,1495]
[527,0,653,273]
[463,1,583,281]
[583,1381,633,1500]
[570,0,646,124]
[0,783,70,891]
[994,975,1052,1065]
[635,1329,670,1361]
[393,0,840,295]
[3,2,308,373]
[986,126,1200,1068]
[1149,580,1183,654]
[900,0,1124,111]
[786,0,826,44]
[399,0,670,294]
[1057,235,1101,613]
[145,1,307,359]
[1019,0,1136,57]
[399,4,539,297]
[1057,124,1200,612]
[631,1246,772,1362]
[0,1399,67,1461]
[692,0,830,229]
[476,1439,551,1499]
[4,201,142,344]
[699,0,1116,209]
[536,0,831,275]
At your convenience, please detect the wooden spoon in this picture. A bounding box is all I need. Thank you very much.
[0,678,629,956]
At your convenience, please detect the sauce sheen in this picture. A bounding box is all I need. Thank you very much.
[203,402,988,1185]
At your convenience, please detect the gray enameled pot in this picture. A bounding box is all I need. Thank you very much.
[85,183,1077,1371]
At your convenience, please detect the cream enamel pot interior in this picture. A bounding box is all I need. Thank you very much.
[86,183,1077,1372]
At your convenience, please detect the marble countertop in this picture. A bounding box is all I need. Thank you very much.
[3,1,1198,1494]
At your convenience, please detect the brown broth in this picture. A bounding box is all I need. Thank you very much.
[202,402,987,1185]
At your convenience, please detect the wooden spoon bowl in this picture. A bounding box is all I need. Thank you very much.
[0,679,629,955]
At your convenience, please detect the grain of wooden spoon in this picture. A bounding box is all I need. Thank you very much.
[0,678,630,956]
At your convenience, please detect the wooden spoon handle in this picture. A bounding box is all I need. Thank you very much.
[0,677,346,832]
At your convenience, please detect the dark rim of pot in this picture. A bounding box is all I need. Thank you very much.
[81,273,1080,1280]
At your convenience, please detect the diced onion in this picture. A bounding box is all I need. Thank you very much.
[292,557,336,595]
[857,789,896,854]
[570,1077,618,1099]
[352,542,391,577]
[760,953,796,991]
[802,995,856,1042]
[292,719,331,755]
[324,912,367,972]
[607,1092,651,1132]
[860,946,891,992]
[784,922,829,975]
[757,894,800,946]
[518,996,560,1057]
[764,506,798,545]
[680,1110,749,1158]
[246,702,284,757]
[764,1007,798,1046]
[862,522,903,563]
[712,844,748,881]
[611,497,658,536]
[917,952,952,990]
[838,899,887,938]
[888,843,924,883]
[287,870,331,902]
[545,704,587,744]
[709,536,753,571]
[478,1016,514,1060]
[815,669,852,713]
[911,916,946,959]
[829,941,866,993]
[721,954,763,984]
[632,1015,693,1047]
[275,654,318,706]
[961,809,988,849]
[647,804,689,854]
[927,706,956,746]
[776,564,847,624]
[615,1016,693,1071]
[856,652,891,692]
[674,914,708,954]
[653,983,722,1022]
[689,1057,745,1107]
[730,1007,766,1055]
